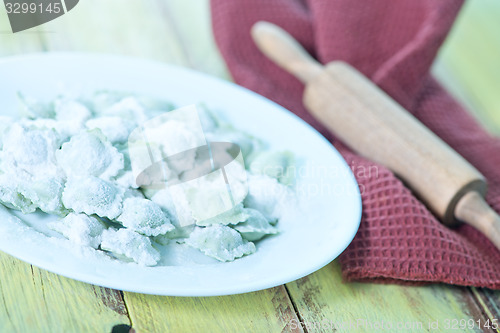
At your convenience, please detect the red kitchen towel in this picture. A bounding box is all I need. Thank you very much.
[210,0,500,288]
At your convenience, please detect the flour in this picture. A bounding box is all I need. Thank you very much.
[0,92,295,266]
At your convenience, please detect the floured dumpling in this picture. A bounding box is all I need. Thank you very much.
[101,228,160,266]
[1,123,60,179]
[0,173,36,214]
[19,176,67,216]
[116,197,174,236]
[62,176,124,219]
[49,213,106,249]
[151,189,195,243]
[101,97,149,125]
[196,203,250,227]
[56,129,124,180]
[186,225,256,262]
[54,99,92,138]
[232,208,278,241]
[86,116,136,144]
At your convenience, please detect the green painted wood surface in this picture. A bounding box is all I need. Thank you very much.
[123,286,302,332]
[0,0,499,332]
[0,253,130,333]
[286,263,490,333]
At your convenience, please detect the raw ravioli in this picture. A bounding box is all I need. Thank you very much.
[19,98,92,141]
[56,129,124,180]
[1,123,59,178]
[232,208,279,241]
[183,171,237,223]
[154,224,195,245]
[143,119,199,176]
[101,97,148,125]
[111,143,139,188]
[207,127,261,160]
[123,188,145,199]
[151,189,195,242]
[86,116,135,144]
[85,91,129,114]
[62,176,124,219]
[49,213,105,249]
[101,228,160,266]
[152,187,195,228]
[116,197,174,236]
[185,225,256,262]
[112,170,139,189]
[87,91,174,117]
[54,99,92,138]
[19,176,67,216]
[196,203,250,227]
[0,174,36,214]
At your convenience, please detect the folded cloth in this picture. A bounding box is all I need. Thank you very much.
[210,0,500,288]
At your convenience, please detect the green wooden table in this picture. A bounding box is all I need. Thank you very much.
[0,1,499,332]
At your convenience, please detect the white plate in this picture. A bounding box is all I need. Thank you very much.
[0,53,361,296]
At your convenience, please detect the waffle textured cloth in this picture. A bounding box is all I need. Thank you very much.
[211,0,500,288]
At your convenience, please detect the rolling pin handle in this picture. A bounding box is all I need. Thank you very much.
[455,191,500,249]
[251,21,323,84]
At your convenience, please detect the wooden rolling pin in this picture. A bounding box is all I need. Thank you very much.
[251,21,500,250]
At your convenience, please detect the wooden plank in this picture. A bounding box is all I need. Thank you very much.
[39,0,188,66]
[123,286,302,333]
[35,0,231,78]
[158,0,231,79]
[472,289,500,327]
[0,252,130,333]
[0,10,46,55]
[285,262,492,333]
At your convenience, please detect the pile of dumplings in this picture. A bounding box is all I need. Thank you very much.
[0,92,294,266]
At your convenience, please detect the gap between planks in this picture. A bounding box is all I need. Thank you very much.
[284,284,308,333]
[470,288,500,333]
[120,290,134,330]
